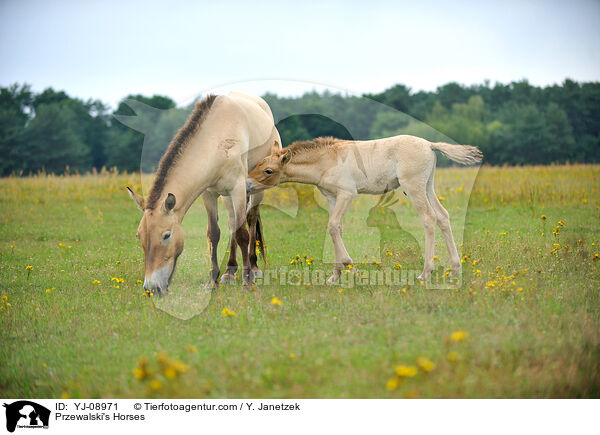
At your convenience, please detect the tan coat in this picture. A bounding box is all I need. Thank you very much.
[247,135,482,283]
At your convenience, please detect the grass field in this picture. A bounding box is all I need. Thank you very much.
[1,164,599,398]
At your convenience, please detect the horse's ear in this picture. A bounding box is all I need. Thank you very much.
[164,193,176,212]
[271,140,281,154]
[281,149,291,165]
[127,187,145,211]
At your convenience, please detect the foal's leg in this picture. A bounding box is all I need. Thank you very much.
[220,196,239,284]
[426,169,461,275]
[201,191,220,289]
[402,182,437,282]
[247,191,265,279]
[326,191,355,284]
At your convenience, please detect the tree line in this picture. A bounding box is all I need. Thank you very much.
[0,79,598,176]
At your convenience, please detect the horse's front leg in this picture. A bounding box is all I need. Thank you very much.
[230,181,253,288]
[202,191,220,289]
[220,196,239,284]
[326,191,355,284]
[247,191,265,279]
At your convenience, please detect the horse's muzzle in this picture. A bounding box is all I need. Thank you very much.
[143,264,173,296]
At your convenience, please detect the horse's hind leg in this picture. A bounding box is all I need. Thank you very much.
[401,179,437,282]
[426,167,461,275]
[220,196,239,284]
[247,191,265,279]
[202,191,221,289]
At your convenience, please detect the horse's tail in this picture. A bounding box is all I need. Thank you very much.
[255,208,266,263]
[430,142,483,165]
[247,205,266,263]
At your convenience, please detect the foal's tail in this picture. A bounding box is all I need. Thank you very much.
[430,142,483,165]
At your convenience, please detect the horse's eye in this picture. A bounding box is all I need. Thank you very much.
[162,231,171,241]
[264,168,273,175]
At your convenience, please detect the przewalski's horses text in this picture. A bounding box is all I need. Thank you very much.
[127,92,282,294]
[246,135,482,283]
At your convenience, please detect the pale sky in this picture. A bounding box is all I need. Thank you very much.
[1,0,599,108]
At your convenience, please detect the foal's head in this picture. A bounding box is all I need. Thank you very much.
[127,187,184,295]
[246,149,291,193]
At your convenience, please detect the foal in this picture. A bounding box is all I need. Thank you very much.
[246,135,482,283]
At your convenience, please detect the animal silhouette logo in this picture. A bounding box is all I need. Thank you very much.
[366,192,422,266]
[3,401,50,432]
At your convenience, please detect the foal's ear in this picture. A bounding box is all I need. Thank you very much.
[271,140,281,154]
[163,193,176,212]
[280,149,291,165]
[126,186,145,211]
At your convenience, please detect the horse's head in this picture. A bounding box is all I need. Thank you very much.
[127,187,184,295]
[246,147,291,193]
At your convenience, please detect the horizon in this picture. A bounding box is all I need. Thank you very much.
[4,77,598,110]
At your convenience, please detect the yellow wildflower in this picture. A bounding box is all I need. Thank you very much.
[133,367,145,380]
[386,377,399,390]
[447,351,459,361]
[186,345,198,353]
[150,380,162,390]
[172,361,189,374]
[271,297,282,306]
[222,307,236,317]
[395,365,418,377]
[449,330,469,342]
[25,265,33,270]
[289,353,296,359]
[92,279,100,285]
[416,357,436,373]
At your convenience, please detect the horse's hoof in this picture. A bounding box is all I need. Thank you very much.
[220,273,236,284]
[244,282,259,292]
[417,272,431,281]
[204,281,219,291]
[326,274,339,285]
[449,264,461,277]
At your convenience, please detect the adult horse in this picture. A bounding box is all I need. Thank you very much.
[127,92,281,294]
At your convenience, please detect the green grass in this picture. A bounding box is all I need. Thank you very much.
[1,165,599,398]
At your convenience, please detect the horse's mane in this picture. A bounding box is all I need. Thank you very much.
[287,137,343,157]
[146,94,218,210]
